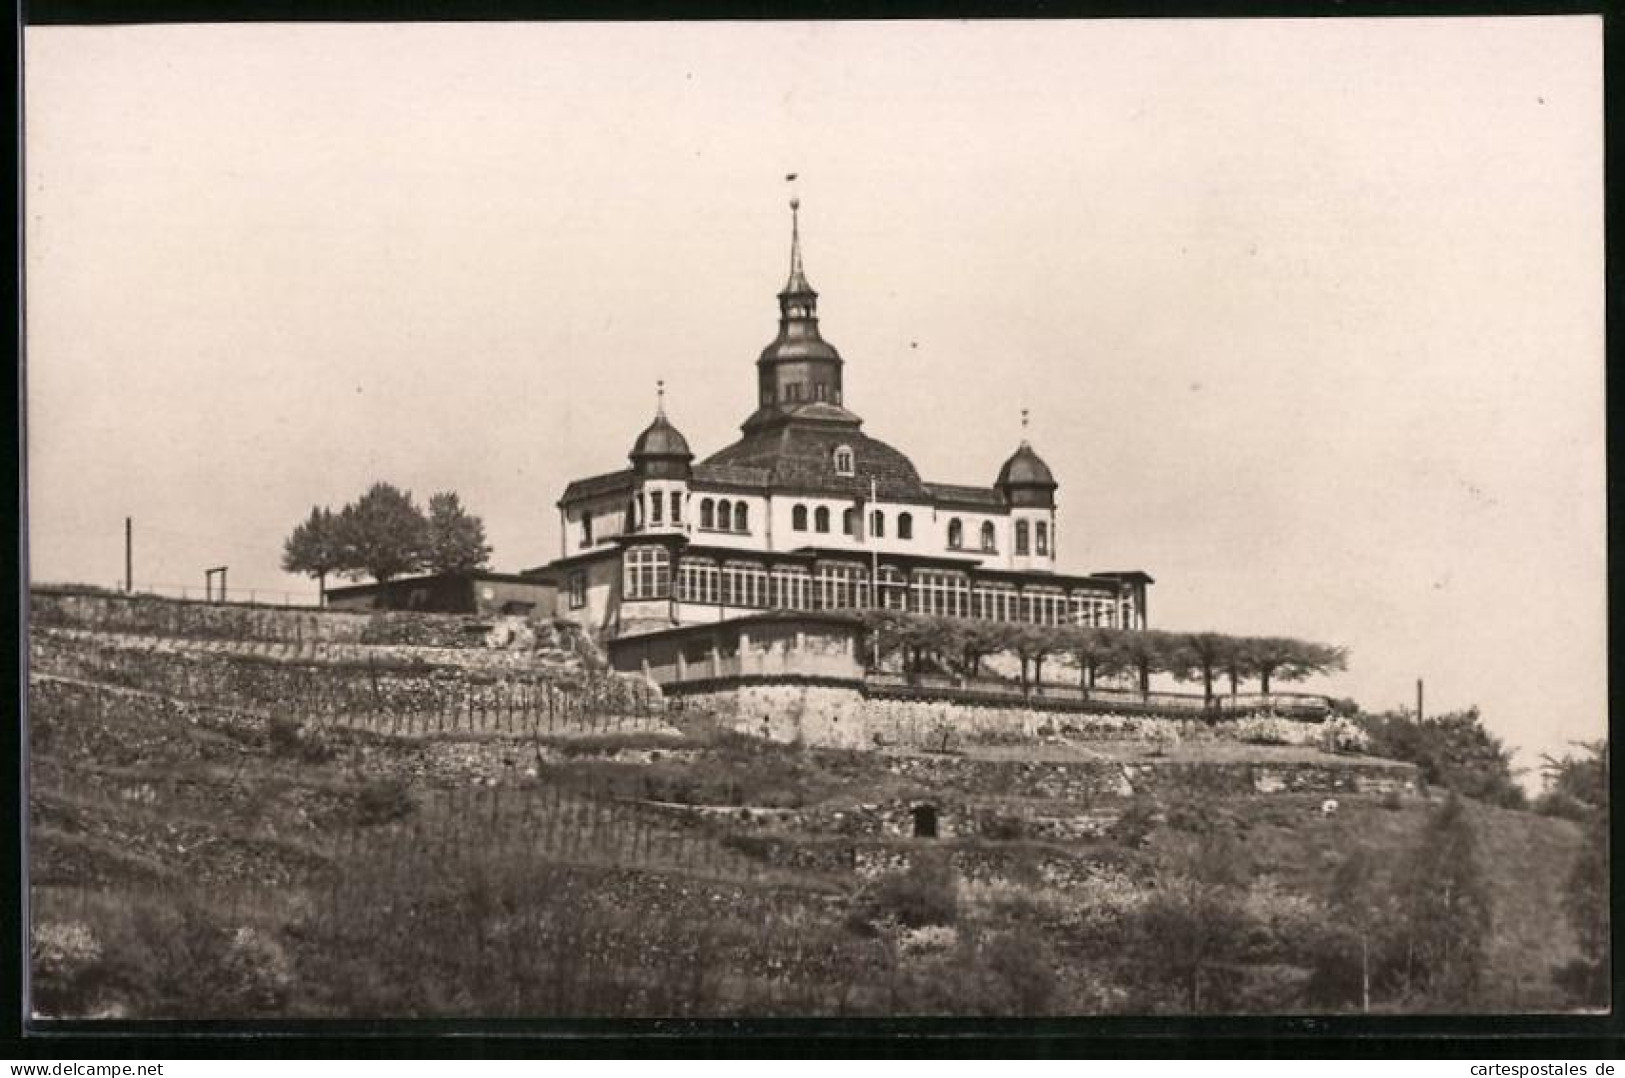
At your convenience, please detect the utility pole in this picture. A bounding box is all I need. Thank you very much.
[124,517,132,593]
[1417,678,1425,723]
[869,476,881,670]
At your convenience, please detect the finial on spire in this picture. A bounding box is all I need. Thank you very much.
[656,379,666,418]
[788,197,804,281]
[1020,407,1030,445]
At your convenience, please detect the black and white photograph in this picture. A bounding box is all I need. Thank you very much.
[20,16,1609,1024]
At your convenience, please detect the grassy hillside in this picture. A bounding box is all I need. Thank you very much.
[27,597,1599,1018]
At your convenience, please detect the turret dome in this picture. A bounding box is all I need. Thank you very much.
[630,413,692,462]
[996,443,1056,489]
[996,441,1057,508]
[629,386,694,480]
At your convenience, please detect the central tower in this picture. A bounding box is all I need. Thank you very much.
[745,199,860,432]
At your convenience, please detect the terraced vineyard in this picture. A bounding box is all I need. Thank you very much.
[26,590,1597,1020]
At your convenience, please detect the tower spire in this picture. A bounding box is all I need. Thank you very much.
[784,196,813,295]
[656,379,666,418]
[1021,407,1031,447]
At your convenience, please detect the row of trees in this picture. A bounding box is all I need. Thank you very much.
[282,482,493,603]
[852,610,1347,706]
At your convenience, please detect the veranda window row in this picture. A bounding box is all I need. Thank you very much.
[625,546,1134,625]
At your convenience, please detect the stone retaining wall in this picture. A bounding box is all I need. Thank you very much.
[30,587,594,655]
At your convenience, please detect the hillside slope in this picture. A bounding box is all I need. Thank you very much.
[27,593,1597,1018]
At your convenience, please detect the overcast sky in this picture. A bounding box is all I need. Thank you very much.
[25,18,1604,774]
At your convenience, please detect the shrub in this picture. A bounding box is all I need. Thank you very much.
[1534,790,1593,823]
[977,810,1026,842]
[266,715,335,764]
[352,778,415,827]
[859,852,959,929]
[1109,798,1158,849]
[1231,714,1306,747]
[1318,717,1372,755]
[266,715,304,758]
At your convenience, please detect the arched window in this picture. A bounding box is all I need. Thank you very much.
[980,521,996,552]
[582,510,594,547]
[700,499,714,530]
[946,518,962,549]
[833,446,855,476]
[670,490,682,524]
[870,510,885,538]
[1035,521,1049,556]
[898,513,913,541]
[814,507,831,533]
[717,500,732,531]
[1015,520,1030,555]
[842,508,857,536]
[734,502,748,532]
[792,504,809,531]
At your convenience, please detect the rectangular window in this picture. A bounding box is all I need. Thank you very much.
[770,566,812,610]
[624,547,670,600]
[650,493,663,525]
[678,559,720,604]
[816,563,868,609]
[568,572,586,609]
[1036,522,1048,556]
[722,563,767,608]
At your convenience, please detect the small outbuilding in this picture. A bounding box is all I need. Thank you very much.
[324,571,557,616]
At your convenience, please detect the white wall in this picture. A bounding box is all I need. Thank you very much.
[687,490,771,550]
[562,492,632,555]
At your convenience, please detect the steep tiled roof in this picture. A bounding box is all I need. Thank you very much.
[699,421,929,501]
[558,468,634,505]
[922,481,1006,509]
[692,462,773,489]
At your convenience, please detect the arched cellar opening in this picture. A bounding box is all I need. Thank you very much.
[910,804,939,839]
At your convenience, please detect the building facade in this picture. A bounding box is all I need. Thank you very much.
[540,201,1153,644]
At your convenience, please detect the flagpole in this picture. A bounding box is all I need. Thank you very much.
[870,476,881,670]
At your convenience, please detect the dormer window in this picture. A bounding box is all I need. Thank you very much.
[833,446,855,476]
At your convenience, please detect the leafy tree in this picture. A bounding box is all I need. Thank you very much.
[424,491,492,575]
[1125,816,1253,1012]
[1246,636,1348,695]
[1554,805,1609,1008]
[1223,642,1258,697]
[1537,740,1609,819]
[1358,709,1526,809]
[1549,741,1608,1007]
[336,482,429,590]
[1393,794,1493,1008]
[281,506,343,604]
[1170,632,1234,712]
[1009,623,1062,694]
[939,617,1008,681]
[1115,629,1178,698]
[1307,848,1394,1011]
[1060,625,1126,699]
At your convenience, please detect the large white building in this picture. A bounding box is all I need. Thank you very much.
[540,202,1153,644]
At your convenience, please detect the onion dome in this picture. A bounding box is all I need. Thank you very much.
[629,383,694,479]
[996,443,1056,489]
[995,410,1057,508]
